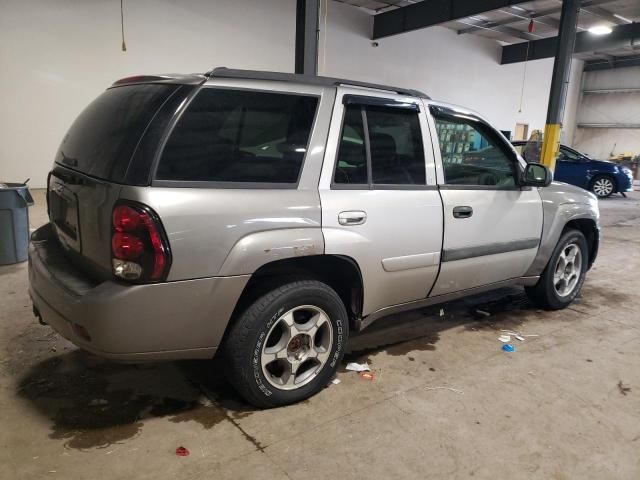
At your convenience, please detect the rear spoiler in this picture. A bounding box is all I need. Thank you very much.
[111,74,206,87]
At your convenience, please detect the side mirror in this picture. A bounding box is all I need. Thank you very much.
[522,163,552,187]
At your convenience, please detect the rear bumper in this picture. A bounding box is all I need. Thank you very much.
[28,224,249,362]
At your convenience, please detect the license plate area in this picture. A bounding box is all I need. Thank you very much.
[49,180,81,252]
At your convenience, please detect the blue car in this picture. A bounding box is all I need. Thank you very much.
[513,141,634,198]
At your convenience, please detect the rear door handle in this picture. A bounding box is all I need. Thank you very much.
[338,210,367,226]
[452,206,473,219]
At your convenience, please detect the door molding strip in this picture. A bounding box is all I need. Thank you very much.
[442,238,540,262]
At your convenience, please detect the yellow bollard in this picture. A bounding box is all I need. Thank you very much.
[540,124,562,172]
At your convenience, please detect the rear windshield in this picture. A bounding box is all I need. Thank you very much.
[156,88,318,184]
[55,84,178,182]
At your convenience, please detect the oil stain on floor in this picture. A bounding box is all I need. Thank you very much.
[15,348,250,450]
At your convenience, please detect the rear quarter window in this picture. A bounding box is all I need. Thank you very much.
[155,88,318,185]
[56,84,179,182]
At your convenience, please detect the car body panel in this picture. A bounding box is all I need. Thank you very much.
[48,168,122,279]
[525,181,600,276]
[29,224,248,360]
[119,186,324,280]
[431,188,543,295]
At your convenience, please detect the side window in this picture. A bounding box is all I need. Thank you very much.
[333,102,426,186]
[367,107,425,185]
[334,105,368,185]
[558,148,581,162]
[156,89,318,183]
[434,116,517,188]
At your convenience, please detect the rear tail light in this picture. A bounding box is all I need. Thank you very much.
[111,203,171,282]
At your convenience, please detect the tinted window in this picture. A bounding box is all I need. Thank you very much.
[435,116,516,187]
[367,107,425,185]
[333,104,425,186]
[334,106,367,185]
[56,84,178,182]
[157,89,318,183]
[558,147,581,161]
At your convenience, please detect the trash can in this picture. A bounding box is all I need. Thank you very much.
[0,182,34,265]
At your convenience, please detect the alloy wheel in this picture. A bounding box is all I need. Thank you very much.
[592,178,614,197]
[260,305,333,390]
[553,243,582,297]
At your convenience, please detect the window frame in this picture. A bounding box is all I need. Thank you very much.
[150,85,321,189]
[430,106,525,191]
[331,96,431,191]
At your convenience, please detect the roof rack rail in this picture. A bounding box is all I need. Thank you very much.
[205,67,430,99]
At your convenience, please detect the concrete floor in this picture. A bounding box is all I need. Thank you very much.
[1,189,639,479]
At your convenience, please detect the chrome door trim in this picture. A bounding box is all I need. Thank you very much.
[442,238,540,262]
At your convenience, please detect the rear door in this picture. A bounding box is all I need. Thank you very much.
[428,105,543,296]
[319,87,443,316]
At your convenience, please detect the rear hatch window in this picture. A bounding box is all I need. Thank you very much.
[55,84,179,183]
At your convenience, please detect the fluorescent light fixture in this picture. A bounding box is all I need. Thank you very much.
[613,13,632,23]
[588,25,612,35]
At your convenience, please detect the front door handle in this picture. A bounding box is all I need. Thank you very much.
[338,210,367,226]
[452,206,473,219]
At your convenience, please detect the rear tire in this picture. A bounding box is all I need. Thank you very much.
[525,229,588,310]
[590,175,615,198]
[223,279,348,408]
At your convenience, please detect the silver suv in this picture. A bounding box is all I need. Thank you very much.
[29,68,600,407]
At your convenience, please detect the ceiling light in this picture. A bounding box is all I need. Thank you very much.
[588,25,612,35]
[613,13,632,24]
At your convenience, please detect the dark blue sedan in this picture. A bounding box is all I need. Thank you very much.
[513,141,634,198]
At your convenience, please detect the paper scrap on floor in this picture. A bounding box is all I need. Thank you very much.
[346,362,370,372]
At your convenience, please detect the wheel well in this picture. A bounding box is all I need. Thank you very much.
[564,219,599,269]
[229,255,363,328]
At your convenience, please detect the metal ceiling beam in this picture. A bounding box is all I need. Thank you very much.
[458,0,617,35]
[584,55,640,71]
[501,22,640,64]
[372,0,529,39]
[577,123,640,128]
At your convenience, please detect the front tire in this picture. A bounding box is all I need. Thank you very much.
[224,279,348,408]
[525,229,588,310]
[590,175,615,198]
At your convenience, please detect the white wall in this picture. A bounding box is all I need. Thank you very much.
[1,0,583,187]
[0,0,296,187]
[573,65,640,159]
